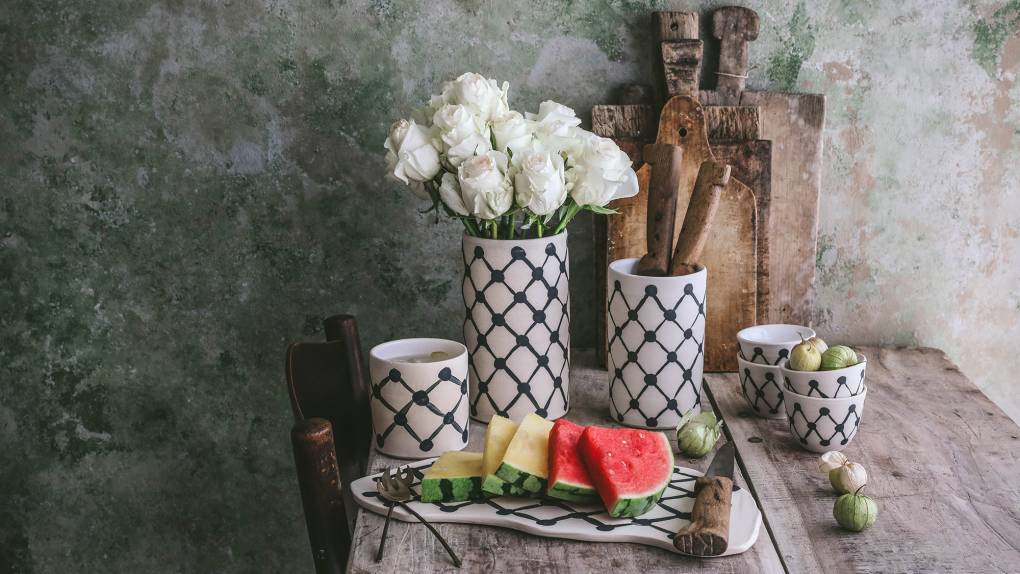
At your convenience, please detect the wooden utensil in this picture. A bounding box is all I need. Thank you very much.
[670,161,730,276]
[700,6,825,326]
[674,442,735,556]
[635,144,683,276]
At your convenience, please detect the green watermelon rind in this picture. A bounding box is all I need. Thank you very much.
[481,473,528,497]
[546,479,599,502]
[420,476,485,503]
[602,432,675,518]
[494,461,546,494]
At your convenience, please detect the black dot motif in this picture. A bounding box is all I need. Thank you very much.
[748,346,792,366]
[463,239,570,421]
[784,369,866,398]
[361,462,743,547]
[607,278,705,428]
[739,370,785,416]
[371,366,468,453]
[786,399,864,447]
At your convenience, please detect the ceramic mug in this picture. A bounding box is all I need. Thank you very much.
[781,355,867,398]
[783,386,868,453]
[737,324,816,366]
[607,258,706,430]
[368,338,469,459]
[736,355,786,419]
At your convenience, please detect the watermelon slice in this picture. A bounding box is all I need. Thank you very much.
[481,415,528,496]
[579,426,674,518]
[420,451,485,502]
[493,413,554,494]
[546,419,598,502]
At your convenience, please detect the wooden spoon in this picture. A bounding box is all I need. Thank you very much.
[669,160,731,275]
[635,144,683,276]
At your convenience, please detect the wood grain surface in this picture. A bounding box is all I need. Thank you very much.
[347,351,784,574]
[704,346,1020,574]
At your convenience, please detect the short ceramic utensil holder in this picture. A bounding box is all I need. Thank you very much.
[607,258,706,430]
[368,338,469,459]
[462,233,570,423]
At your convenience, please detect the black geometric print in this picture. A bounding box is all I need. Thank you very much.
[362,460,742,543]
[784,368,865,398]
[746,346,789,366]
[607,280,704,428]
[740,368,785,416]
[463,242,569,419]
[371,366,468,453]
[786,401,863,448]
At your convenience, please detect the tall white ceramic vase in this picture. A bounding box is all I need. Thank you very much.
[462,232,570,423]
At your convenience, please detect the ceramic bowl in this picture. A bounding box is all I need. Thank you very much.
[736,324,816,366]
[736,355,785,419]
[781,355,867,398]
[783,386,867,453]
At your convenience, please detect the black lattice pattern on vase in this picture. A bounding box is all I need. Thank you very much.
[463,242,569,419]
[362,460,741,540]
[746,346,789,366]
[607,280,704,428]
[787,402,862,448]
[740,368,785,416]
[372,367,468,453]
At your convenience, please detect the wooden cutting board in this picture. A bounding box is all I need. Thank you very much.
[698,7,825,326]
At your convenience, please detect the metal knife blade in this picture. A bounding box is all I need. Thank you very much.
[704,442,735,480]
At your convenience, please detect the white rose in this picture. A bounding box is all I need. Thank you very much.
[492,111,533,156]
[458,150,512,220]
[514,151,566,216]
[527,100,582,138]
[432,104,492,167]
[567,134,639,207]
[440,72,508,122]
[438,172,469,216]
[383,119,441,193]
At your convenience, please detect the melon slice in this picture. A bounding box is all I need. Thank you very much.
[420,451,485,502]
[546,419,599,502]
[481,415,527,496]
[579,426,674,517]
[494,413,555,494]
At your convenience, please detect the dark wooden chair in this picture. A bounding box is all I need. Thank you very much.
[287,315,372,574]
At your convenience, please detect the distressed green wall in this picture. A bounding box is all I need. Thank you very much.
[1,0,1017,571]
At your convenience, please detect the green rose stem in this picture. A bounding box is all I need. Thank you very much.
[553,203,582,235]
[489,220,498,239]
[506,212,517,239]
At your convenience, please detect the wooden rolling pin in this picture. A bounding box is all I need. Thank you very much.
[670,161,731,276]
[635,144,684,276]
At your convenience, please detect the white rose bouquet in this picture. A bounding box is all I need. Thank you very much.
[384,72,639,239]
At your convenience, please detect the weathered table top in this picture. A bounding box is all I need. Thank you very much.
[347,347,1020,573]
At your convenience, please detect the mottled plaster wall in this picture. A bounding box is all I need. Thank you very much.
[1,0,1017,571]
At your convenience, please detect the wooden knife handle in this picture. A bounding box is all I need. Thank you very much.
[670,161,731,275]
[674,475,733,556]
[635,144,683,276]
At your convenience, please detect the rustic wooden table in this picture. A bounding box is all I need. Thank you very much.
[346,347,1020,573]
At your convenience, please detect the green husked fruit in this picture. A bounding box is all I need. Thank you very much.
[789,336,822,371]
[807,336,828,354]
[833,491,878,531]
[821,345,859,370]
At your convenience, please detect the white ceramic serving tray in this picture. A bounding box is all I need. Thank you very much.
[352,458,762,557]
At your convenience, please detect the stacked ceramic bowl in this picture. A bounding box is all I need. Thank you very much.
[780,351,868,453]
[735,325,816,420]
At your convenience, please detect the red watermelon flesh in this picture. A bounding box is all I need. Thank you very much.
[546,419,598,502]
[579,426,674,518]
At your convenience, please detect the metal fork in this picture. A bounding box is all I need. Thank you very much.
[375,465,462,567]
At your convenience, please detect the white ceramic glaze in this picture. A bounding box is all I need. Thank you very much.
[462,233,570,423]
[352,458,761,557]
[736,355,786,419]
[783,386,868,453]
[736,324,816,366]
[368,338,469,459]
[607,258,706,430]
[781,355,867,398]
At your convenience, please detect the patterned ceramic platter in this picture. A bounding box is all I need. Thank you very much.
[352,458,762,557]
